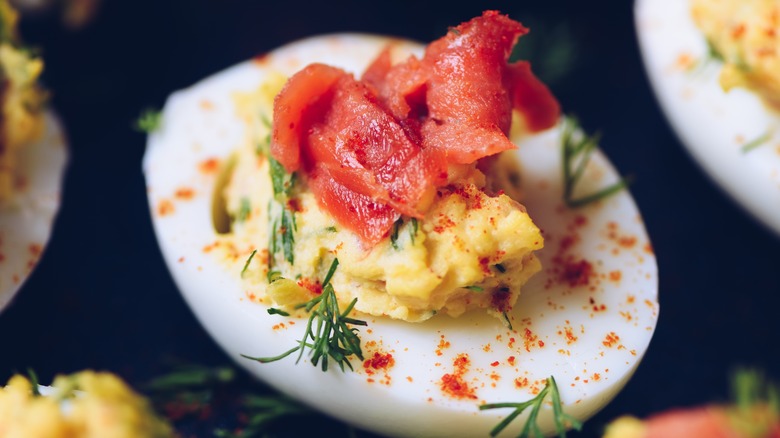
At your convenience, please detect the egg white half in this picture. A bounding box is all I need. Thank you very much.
[0,111,67,313]
[636,0,780,236]
[144,34,658,437]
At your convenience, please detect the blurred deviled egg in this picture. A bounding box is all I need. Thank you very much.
[0,370,173,437]
[636,0,780,235]
[0,0,68,313]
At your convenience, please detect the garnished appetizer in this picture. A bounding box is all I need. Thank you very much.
[228,11,556,324]
[636,0,780,236]
[0,0,67,313]
[603,370,779,438]
[145,10,658,437]
[690,0,780,113]
[0,370,174,437]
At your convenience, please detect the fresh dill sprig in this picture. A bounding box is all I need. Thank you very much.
[730,369,780,425]
[500,312,513,330]
[705,39,725,64]
[27,368,41,396]
[390,218,403,250]
[267,270,283,284]
[241,250,257,278]
[144,363,235,393]
[267,307,290,317]
[269,157,290,197]
[480,376,582,438]
[135,108,162,133]
[686,38,725,76]
[280,208,296,265]
[267,157,297,266]
[143,362,236,419]
[243,259,367,372]
[741,131,772,153]
[268,212,278,267]
[390,217,419,250]
[561,116,629,208]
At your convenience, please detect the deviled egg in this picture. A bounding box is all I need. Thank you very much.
[0,371,173,437]
[145,14,658,437]
[636,0,780,236]
[0,0,68,313]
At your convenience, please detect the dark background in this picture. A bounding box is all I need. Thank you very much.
[1,0,779,436]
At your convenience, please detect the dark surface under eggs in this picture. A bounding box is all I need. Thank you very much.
[0,0,779,437]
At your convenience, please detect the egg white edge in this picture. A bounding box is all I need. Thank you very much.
[143,34,659,438]
[635,0,780,236]
[0,111,68,313]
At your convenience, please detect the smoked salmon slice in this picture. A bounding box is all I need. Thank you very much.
[271,11,560,247]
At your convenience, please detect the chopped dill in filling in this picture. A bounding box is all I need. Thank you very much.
[219,74,544,323]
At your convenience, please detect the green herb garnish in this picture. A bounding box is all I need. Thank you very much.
[465,285,484,292]
[280,208,296,264]
[741,131,772,153]
[269,157,289,197]
[27,368,40,396]
[145,363,235,393]
[688,39,726,75]
[500,311,513,330]
[267,307,290,317]
[241,249,257,278]
[561,116,629,208]
[267,157,297,266]
[243,259,367,372]
[480,376,582,438]
[268,157,296,199]
[728,368,780,437]
[390,217,403,250]
[706,39,725,64]
[267,270,283,283]
[135,108,162,133]
[390,217,419,250]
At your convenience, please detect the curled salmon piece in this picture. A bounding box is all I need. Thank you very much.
[419,10,526,163]
[271,63,342,173]
[605,406,780,438]
[509,60,562,132]
[271,11,560,247]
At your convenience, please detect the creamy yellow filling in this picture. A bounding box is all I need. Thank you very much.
[0,371,173,438]
[217,74,543,323]
[691,0,780,111]
[0,0,47,201]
